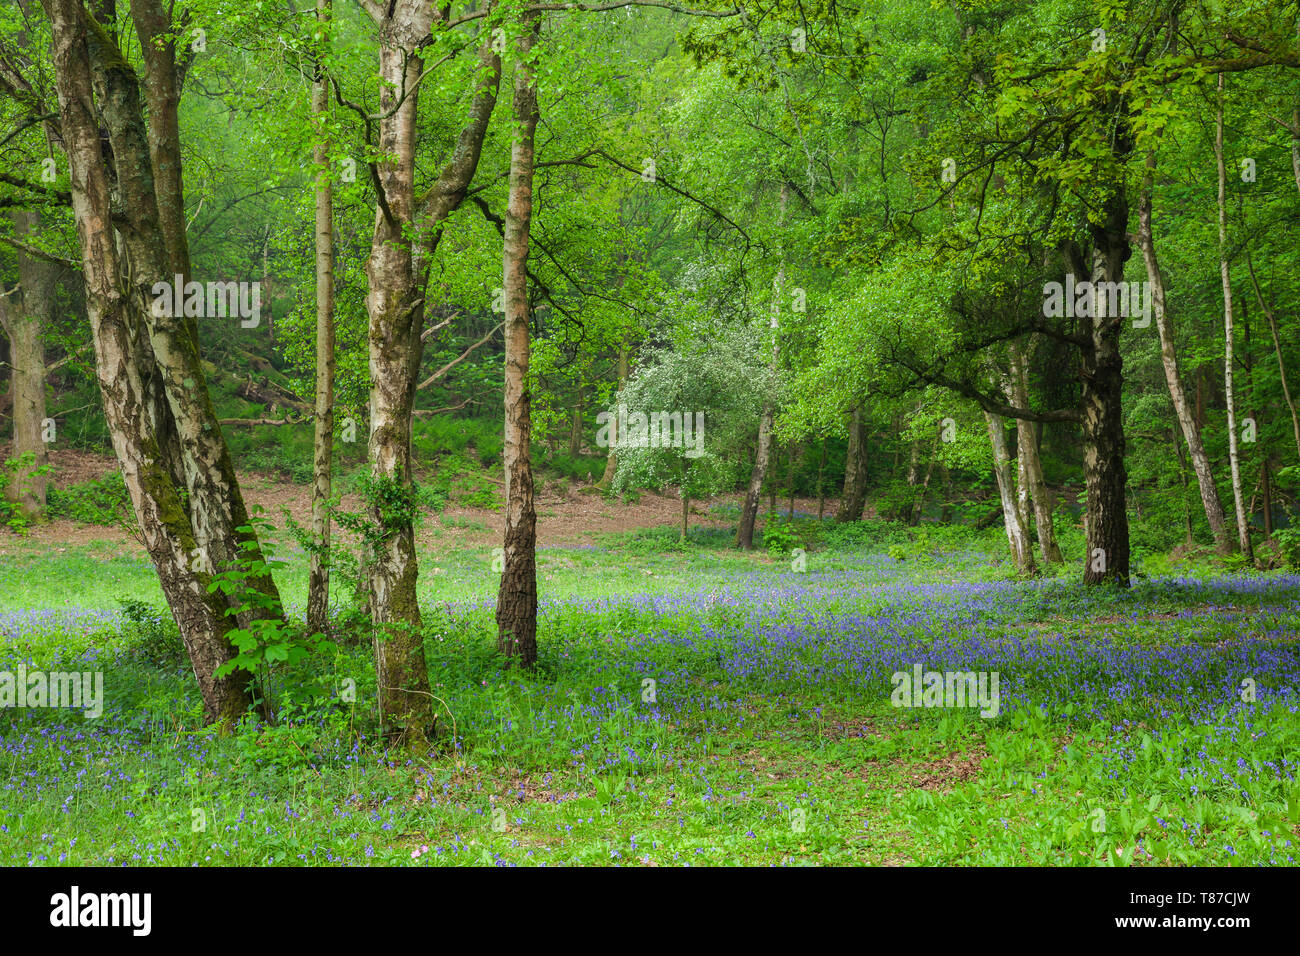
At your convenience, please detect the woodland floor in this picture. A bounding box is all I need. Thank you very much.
[1,449,1297,867]
[3,446,821,552]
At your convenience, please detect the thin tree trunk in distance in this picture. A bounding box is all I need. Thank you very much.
[910,439,936,526]
[681,486,689,543]
[307,0,335,635]
[1137,150,1231,552]
[787,443,796,519]
[598,344,628,489]
[568,388,584,458]
[939,463,954,524]
[985,411,1035,574]
[816,438,826,519]
[900,437,920,523]
[835,405,869,522]
[768,460,777,517]
[1173,428,1194,547]
[1216,75,1253,562]
[1245,249,1300,465]
[737,183,787,548]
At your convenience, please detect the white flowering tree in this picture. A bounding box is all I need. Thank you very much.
[608,322,768,541]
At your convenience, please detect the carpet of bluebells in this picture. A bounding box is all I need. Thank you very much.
[1,543,1298,866]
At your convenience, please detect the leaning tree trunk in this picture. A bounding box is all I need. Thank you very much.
[1245,251,1300,466]
[1013,433,1030,534]
[1216,76,1253,562]
[496,13,541,666]
[129,0,191,287]
[1137,151,1231,553]
[1006,342,1061,562]
[736,183,787,548]
[3,209,54,519]
[835,404,869,522]
[737,396,776,547]
[307,0,335,634]
[42,0,250,724]
[83,3,283,623]
[985,411,1035,574]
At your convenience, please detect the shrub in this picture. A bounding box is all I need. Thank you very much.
[1272,524,1300,570]
[761,514,800,557]
[0,453,52,534]
[47,471,136,530]
[119,598,186,667]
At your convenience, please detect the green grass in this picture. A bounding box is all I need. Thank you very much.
[1,520,1298,866]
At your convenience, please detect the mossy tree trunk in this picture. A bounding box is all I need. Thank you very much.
[360,1,500,736]
[43,0,251,725]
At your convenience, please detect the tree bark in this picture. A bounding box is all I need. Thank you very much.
[496,12,541,666]
[1136,150,1231,552]
[1006,342,1061,561]
[128,0,191,287]
[360,1,500,737]
[1059,181,1132,587]
[835,404,869,522]
[307,0,335,635]
[83,1,283,623]
[42,0,250,724]
[985,411,1035,574]
[736,182,787,548]
[1245,250,1300,465]
[597,343,628,488]
[364,11,435,736]
[3,208,54,518]
[1216,75,1253,561]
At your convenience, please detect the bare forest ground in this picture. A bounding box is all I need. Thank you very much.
[8,446,841,553]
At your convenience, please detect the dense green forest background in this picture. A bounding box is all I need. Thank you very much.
[4,0,1295,557]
